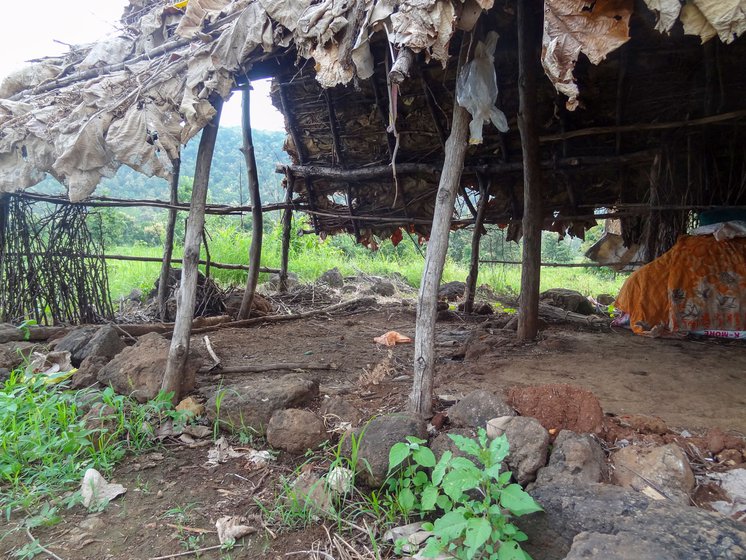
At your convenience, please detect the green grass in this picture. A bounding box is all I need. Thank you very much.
[0,371,183,518]
[107,219,626,300]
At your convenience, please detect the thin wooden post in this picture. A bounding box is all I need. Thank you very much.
[516,0,543,342]
[279,172,293,293]
[162,99,223,401]
[409,37,471,417]
[463,174,490,314]
[237,86,263,320]
[158,157,180,321]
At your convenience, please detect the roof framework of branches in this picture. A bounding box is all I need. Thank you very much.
[1,0,745,254]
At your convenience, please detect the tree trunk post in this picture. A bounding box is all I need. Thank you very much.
[279,173,293,293]
[463,174,490,314]
[409,37,471,417]
[158,157,181,322]
[237,86,263,319]
[162,99,223,402]
[516,1,544,341]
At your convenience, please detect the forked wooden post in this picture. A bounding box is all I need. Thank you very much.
[516,0,544,341]
[162,98,223,401]
[463,174,490,314]
[158,157,181,322]
[237,86,263,319]
[409,38,471,417]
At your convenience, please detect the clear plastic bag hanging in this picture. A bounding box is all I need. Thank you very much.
[456,31,509,145]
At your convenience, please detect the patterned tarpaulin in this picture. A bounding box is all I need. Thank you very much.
[615,235,746,336]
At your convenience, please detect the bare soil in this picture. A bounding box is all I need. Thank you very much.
[3,301,745,559]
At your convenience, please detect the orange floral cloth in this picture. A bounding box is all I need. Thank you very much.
[615,235,746,335]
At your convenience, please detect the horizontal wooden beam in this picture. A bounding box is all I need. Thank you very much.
[12,192,296,215]
[540,109,746,143]
[277,150,655,181]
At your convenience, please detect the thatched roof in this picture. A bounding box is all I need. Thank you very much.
[1,0,745,252]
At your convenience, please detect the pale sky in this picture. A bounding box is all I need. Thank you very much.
[0,0,284,131]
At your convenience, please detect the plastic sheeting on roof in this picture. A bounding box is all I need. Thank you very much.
[0,0,476,200]
[0,0,744,200]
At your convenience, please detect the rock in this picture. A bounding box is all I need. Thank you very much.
[430,428,478,461]
[318,267,344,288]
[0,367,9,383]
[617,414,668,435]
[716,449,744,466]
[596,294,615,306]
[534,430,607,487]
[319,396,365,426]
[706,427,727,454]
[540,288,594,315]
[518,482,746,560]
[291,468,333,514]
[611,443,695,505]
[456,302,494,315]
[268,272,299,290]
[448,390,514,429]
[223,291,273,317]
[205,375,318,434]
[353,413,427,487]
[369,280,396,297]
[266,409,327,455]
[97,332,201,403]
[53,326,97,366]
[0,341,36,370]
[72,355,109,389]
[55,325,125,367]
[438,281,465,301]
[504,417,550,484]
[564,531,676,560]
[709,468,746,505]
[507,384,604,434]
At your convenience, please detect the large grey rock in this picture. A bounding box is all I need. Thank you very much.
[540,288,594,315]
[369,280,396,297]
[71,355,109,389]
[205,375,318,434]
[518,482,746,560]
[564,531,676,560]
[56,325,125,367]
[54,326,97,366]
[0,341,36,370]
[97,332,200,403]
[268,272,299,290]
[319,396,366,426]
[611,443,695,505]
[354,413,427,487]
[267,409,326,454]
[430,428,478,461]
[534,430,607,486]
[438,281,465,301]
[448,390,514,429]
[504,417,550,484]
[318,267,344,288]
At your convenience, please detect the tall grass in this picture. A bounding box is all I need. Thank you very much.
[107,219,626,300]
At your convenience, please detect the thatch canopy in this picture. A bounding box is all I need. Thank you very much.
[1,0,745,255]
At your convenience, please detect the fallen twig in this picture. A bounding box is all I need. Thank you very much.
[148,544,224,560]
[203,335,222,368]
[25,527,65,560]
[200,362,338,374]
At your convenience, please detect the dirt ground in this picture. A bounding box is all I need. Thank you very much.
[3,298,745,559]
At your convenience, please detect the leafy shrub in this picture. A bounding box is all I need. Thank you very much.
[385,428,542,560]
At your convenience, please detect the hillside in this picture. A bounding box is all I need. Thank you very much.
[32,127,289,205]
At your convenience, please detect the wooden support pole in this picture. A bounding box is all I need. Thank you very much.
[237,87,263,320]
[463,174,490,314]
[162,98,223,402]
[516,0,543,342]
[280,172,293,294]
[279,172,293,293]
[409,37,471,417]
[158,158,181,321]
